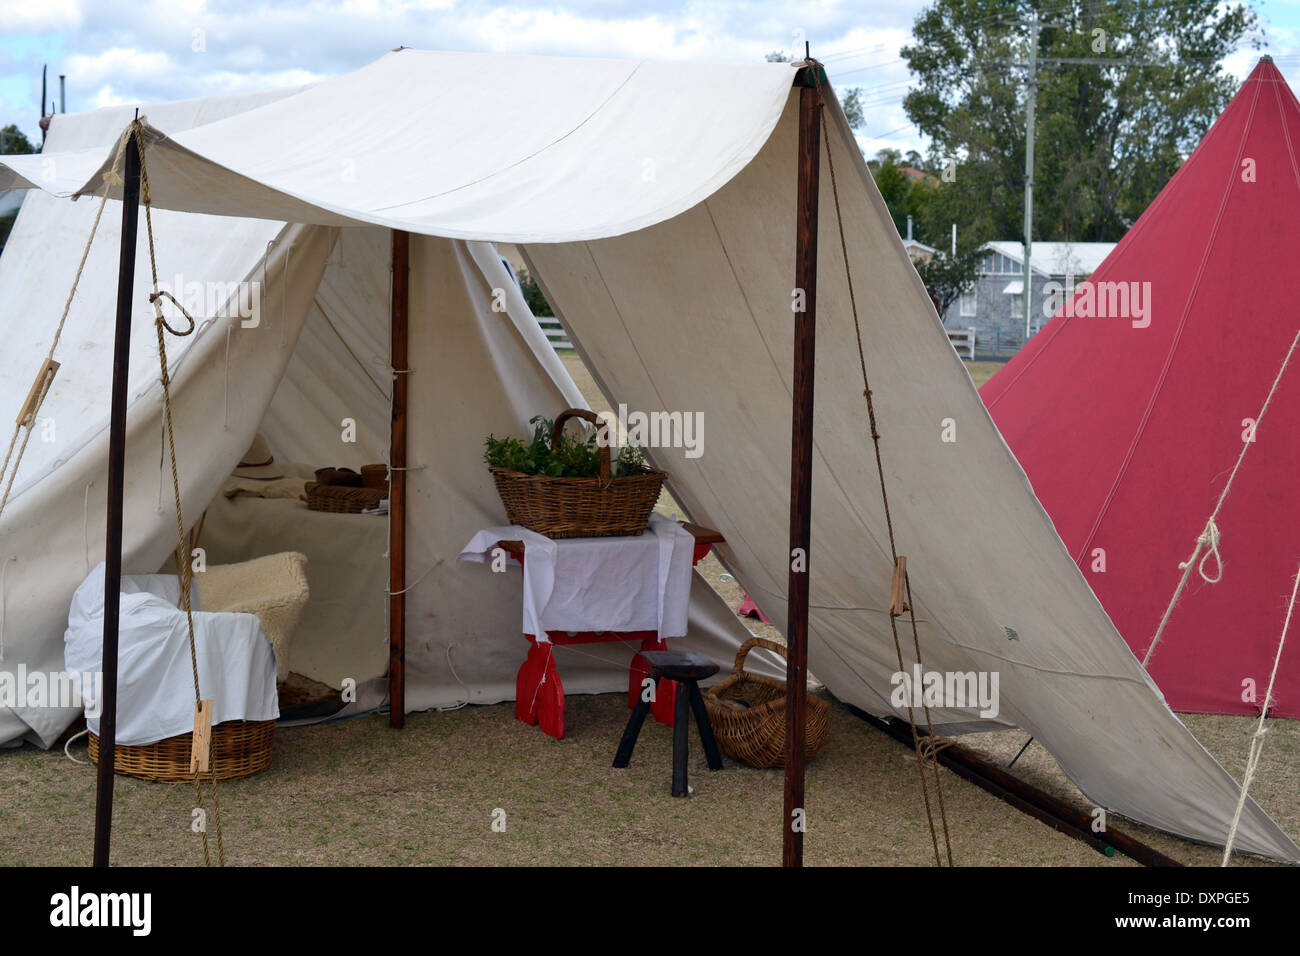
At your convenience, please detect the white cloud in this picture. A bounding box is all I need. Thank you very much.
[90,83,127,109]
[65,48,178,87]
[0,0,84,31]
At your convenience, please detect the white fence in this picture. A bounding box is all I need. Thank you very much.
[946,326,976,360]
[536,315,573,351]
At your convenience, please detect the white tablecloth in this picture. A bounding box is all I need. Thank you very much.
[459,513,696,640]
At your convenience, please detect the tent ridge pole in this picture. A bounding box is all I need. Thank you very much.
[783,73,821,868]
[93,129,142,867]
[388,229,410,728]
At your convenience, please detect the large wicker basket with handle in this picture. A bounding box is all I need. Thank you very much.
[703,637,830,768]
[489,408,667,538]
[88,720,274,782]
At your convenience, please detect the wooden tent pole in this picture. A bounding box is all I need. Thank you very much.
[783,68,822,868]
[93,128,141,867]
[388,229,410,728]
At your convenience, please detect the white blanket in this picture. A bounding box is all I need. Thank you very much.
[459,513,696,640]
[63,564,279,746]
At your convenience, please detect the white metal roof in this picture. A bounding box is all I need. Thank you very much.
[985,240,1116,277]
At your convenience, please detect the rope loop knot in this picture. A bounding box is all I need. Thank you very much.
[1180,517,1223,584]
[149,290,197,337]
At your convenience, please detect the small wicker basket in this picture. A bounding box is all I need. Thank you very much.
[88,720,274,782]
[703,638,830,768]
[305,482,383,514]
[489,408,667,538]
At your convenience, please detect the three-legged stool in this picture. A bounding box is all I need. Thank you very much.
[613,650,723,796]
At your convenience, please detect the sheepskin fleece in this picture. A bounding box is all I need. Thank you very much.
[198,552,309,680]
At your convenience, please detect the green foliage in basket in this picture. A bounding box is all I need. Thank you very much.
[484,415,649,478]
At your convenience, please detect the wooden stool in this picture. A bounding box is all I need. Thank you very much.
[613,650,723,796]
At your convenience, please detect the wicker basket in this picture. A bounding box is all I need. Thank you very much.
[489,408,667,538]
[703,638,830,768]
[305,482,384,514]
[88,720,274,782]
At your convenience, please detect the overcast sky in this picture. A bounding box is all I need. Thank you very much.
[2,0,1298,160]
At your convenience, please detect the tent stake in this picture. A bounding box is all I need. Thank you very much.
[388,229,410,728]
[783,69,822,868]
[93,128,141,867]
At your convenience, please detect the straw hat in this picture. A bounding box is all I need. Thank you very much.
[232,433,285,480]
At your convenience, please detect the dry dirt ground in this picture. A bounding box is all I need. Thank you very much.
[2,356,1291,867]
[1,696,1291,866]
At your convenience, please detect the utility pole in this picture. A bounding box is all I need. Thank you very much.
[1021,11,1039,344]
[1000,25,1163,345]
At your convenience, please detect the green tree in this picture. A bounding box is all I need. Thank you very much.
[517,268,553,317]
[868,148,939,242]
[0,124,36,155]
[916,245,986,315]
[840,88,865,129]
[902,0,1258,243]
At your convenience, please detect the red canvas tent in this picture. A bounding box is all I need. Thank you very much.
[981,56,1300,719]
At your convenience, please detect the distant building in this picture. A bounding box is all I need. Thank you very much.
[901,237,935,263]
[940,241,1116,354]
[899,215,936,266]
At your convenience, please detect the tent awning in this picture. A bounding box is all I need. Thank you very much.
[0,49,795,244]
[1001,280,1024,295]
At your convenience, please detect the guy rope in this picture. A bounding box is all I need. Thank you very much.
[1142,326,1300,667]
[130,119,228,866]
[0,129,133,522]
[0,119,227,865]
[809,64,954,866]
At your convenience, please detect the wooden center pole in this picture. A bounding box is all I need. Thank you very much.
[388,229,410,728]
[93,128,142,867]
[783,72,821,868]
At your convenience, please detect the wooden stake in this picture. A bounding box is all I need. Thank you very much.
[388,229,410,728]
[784,70,822,869]
[15,358,59,428]
[93,127,141,868]
[889,556,910,617]
[190,699,213,774]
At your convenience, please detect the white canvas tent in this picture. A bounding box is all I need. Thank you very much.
[0,49,1296,862]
